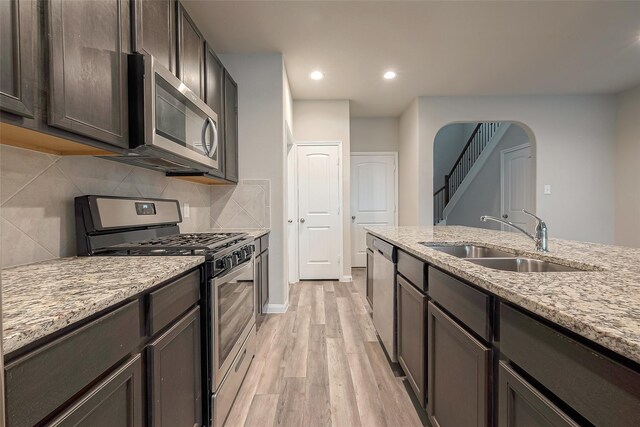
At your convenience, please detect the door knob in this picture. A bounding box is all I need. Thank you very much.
[299,218,306,223]
[502,214,508,219]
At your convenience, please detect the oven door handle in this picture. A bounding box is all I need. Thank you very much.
[213,259,253,286]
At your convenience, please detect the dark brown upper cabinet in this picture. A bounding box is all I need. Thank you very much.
[205,44,225,178]
[132,0,176,74]
[177,3,204,99]
[48,0,130,149]
[0,0,35,118]
[224,69,239,183]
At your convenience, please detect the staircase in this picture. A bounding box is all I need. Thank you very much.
[433,122,502,224]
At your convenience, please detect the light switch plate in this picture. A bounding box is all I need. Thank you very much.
[544,185,552,195]
[183,203,190,218]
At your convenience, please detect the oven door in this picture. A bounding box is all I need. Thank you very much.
[211,259,255,389]
[143,56,220,171]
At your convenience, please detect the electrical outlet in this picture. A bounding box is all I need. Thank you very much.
[183,203,190,218]
[544,185,552,195]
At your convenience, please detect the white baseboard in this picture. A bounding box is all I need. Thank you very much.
[340,275,353,282]
[263,301,289,314]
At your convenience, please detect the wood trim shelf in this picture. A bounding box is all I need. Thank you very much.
[0,122,114,156]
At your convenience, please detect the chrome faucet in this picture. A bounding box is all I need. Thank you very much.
[480,210,548,252]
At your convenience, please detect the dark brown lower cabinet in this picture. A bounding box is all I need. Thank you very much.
[366,248,374,307]
[48,354,143,427]
[255,251,263,314]
[427,302,490,427]
[397,274,427,406]
[498,362,579,427]
[260,248,269,309]
[148,307,202,427]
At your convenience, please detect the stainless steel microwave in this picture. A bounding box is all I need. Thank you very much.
[125,53,220,174]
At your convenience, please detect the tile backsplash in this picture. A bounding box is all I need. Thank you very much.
[210,180,270,229]
[0,145,269,269]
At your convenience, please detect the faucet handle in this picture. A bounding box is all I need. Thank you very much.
[522,209,546,228]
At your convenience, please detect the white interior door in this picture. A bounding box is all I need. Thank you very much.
[298,145,341,280]
[350,154,396,267]
[501,144,534,230]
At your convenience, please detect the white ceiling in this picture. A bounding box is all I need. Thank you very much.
[183,1,640,117]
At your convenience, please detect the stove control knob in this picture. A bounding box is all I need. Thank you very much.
[224,256,233,269]
[233,251,242,263]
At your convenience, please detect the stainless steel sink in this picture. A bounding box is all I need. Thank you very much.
[466,257,586,273]
[422,244,513,258]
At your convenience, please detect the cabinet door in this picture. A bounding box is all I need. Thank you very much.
[427,302,490,427]
[0,0,35,117]
[498,362,579,427]
[132,0,176,74]
[397,274,427,406]
[205,45,225,178]
[223,69,239,183]
[366,249,374,307]
[148,307,202,427]
[177,3,204,98]
[48,355,143,427]
[261,249,269,309]
[48,0,130,148]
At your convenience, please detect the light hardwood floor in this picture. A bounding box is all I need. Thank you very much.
[224,268,426,427]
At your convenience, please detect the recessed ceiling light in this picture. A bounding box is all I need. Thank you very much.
[383,71,397,80]
[310,70,324,80]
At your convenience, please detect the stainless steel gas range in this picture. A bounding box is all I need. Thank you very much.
[75,195,256,426]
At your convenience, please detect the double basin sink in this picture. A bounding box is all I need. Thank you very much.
[421,244,587,272]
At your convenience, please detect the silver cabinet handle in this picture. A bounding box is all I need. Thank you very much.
[300,218,306,223]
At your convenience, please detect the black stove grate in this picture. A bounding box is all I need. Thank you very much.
[106,232,247,252]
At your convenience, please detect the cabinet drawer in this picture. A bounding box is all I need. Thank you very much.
[254,237,261,255]
[397,250,426,292]
[47,354,143,427]
[498,362,579,427]
[429,268,491,341]
[260,233,269,252]
[148,269,200,335]
[366,233,375,251]
[5,301,141,427]
[500,303,640,426]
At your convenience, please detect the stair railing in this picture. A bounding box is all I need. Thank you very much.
[434,122,501,224]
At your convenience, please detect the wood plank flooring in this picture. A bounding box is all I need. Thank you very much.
[225,268,426,427]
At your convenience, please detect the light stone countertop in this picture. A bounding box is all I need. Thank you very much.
[365,225,640,365]
[2,256,204,355]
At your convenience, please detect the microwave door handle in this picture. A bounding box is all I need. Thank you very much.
[210,119,219,159]
[201,118,212,156]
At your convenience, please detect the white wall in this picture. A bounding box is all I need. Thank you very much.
[292,100,352,279]
[398,99,420,226]
[411,95,617,244]
[614,84,640,247]
[350,117,399,152]
[446,124,532,229]
[432,123,466,190]
[218,53,289,309]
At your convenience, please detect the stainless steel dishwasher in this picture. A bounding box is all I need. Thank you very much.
[372,237,398,362]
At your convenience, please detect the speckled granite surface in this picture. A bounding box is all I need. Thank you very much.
[2,256,204,355]
[366,225,640,364]
[207,228,270,239]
